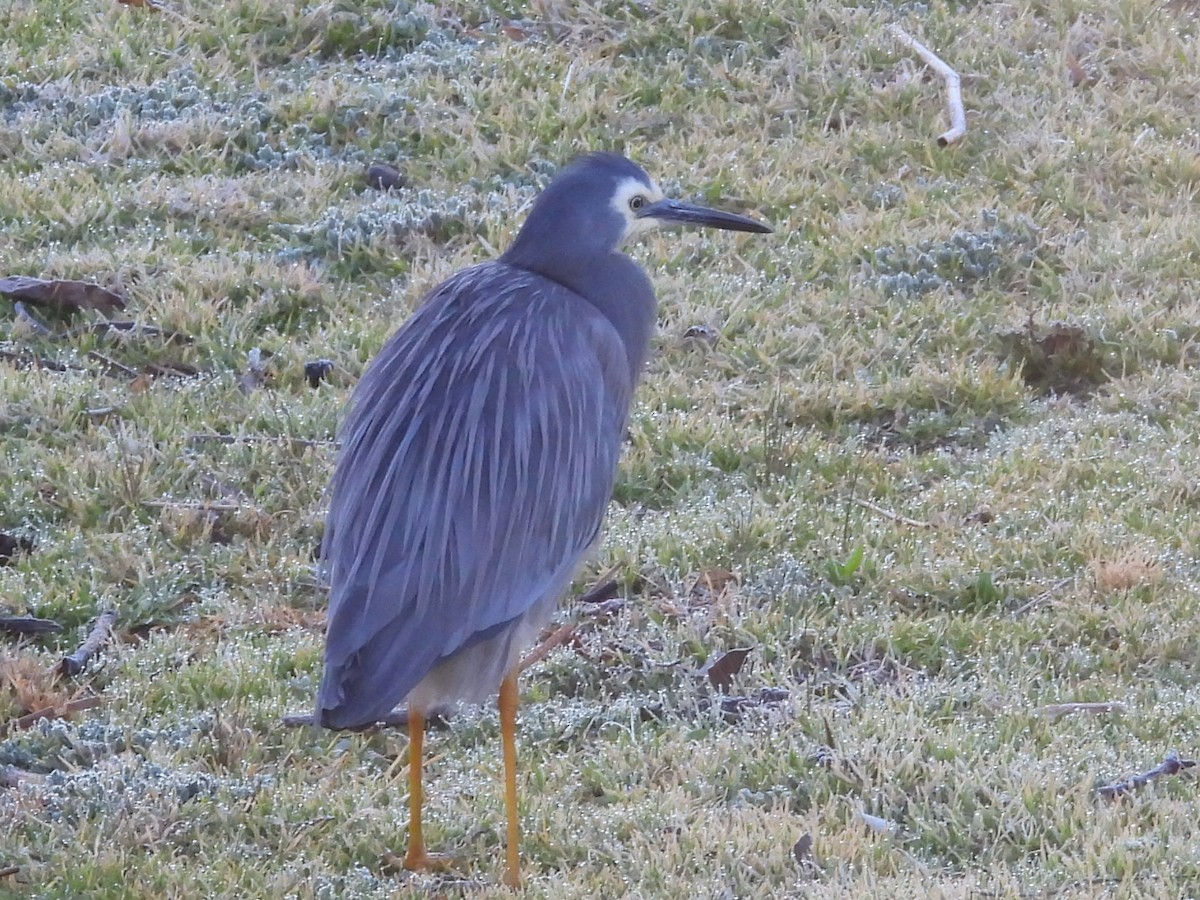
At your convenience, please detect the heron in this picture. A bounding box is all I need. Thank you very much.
[316,152,771,887]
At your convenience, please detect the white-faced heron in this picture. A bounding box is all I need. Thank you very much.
[316,152,771,886]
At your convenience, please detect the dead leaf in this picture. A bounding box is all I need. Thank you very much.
[1064,50,1089,87]
[1091,550,1162,593]
[365,163,404,192]
[0,533,33,566]
[0,276,125,315]
[963,507,994,525]
[0,652,70,717]
[239,347,269,393]
[704,647,752,691]
[690,569,738,605]
[998,320,1111,397]
[682,323,720,347]
[792,833,814,866]
[305,358,335,388]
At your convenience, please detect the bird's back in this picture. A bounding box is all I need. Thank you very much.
[317,261,640,729]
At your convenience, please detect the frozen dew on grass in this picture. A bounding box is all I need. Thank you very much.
[5,0,1200,896]
[868,210,1042,298]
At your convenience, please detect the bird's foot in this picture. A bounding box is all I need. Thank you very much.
[400,847,457,874]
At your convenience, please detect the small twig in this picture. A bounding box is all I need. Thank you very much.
[853,497,932,528]
[86,350,138,378]
[561,59,577,97]
[1,765,43,788]
[283,708,449,730]
[519,622,576,673]
[59,609,118,676]
[4,696,102,734]
[185,433,336,450]
[889,24,967,146]
[0,616,63,636]
[12,301,54,336]
[0,349,77,372]
[1038,701,1125,722]
[1096,751,1197,799]
[143,361,199,378]
[60,320,192,344]
[143,499,247,513]
[1010,576,1074,617]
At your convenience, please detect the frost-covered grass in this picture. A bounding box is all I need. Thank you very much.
[3,1,1200,897]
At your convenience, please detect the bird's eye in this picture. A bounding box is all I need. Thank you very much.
[628,195,646,212]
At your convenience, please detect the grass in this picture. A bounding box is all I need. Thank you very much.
[2,0,1200,896]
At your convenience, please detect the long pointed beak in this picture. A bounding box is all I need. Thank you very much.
[638,198,772,234]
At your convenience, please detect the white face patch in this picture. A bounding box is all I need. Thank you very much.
[609,175,665,242]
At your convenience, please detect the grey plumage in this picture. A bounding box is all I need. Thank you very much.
[316,152,769,731]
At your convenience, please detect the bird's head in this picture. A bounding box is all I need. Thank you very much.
[503,153,770,276]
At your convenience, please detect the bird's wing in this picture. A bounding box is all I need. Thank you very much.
[317,263,633,726]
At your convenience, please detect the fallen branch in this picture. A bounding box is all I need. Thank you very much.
[1096,751,1196,799]
[581,598,624,620]
[853,497,932,528]
[0,275,125,314]
[577,577,620,605]
[889,24,967,146]
[59,609,118,676]
[0,616,62,636]
[519,622,576,672]
[3,696,102,734]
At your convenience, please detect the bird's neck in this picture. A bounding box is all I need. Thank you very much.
[502,250,657,380]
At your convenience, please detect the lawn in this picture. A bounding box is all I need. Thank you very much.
[2,1,1199,897]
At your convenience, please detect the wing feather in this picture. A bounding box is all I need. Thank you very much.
[317,262,632,727]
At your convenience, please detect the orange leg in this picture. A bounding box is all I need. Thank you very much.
[499,670,522,888]
[402,708,430,870]
[402,709,453,873]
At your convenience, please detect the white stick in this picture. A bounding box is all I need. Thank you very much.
[889,25,966,146]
